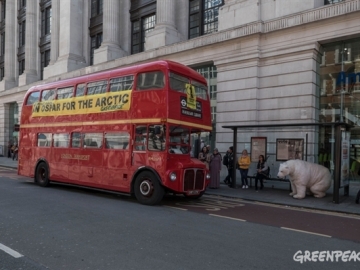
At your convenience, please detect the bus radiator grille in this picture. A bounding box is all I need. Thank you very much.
[183,169,205,191]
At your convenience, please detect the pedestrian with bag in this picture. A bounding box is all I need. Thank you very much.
[209,148,222,189]
[254,155,268,191]
[238,149,251,189]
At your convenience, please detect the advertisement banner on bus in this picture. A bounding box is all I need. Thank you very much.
[32,90,131,117]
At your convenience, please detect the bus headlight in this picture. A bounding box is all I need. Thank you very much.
[206,172,211,179]
[169,172,177,181]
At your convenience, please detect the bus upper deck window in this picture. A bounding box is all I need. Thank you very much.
[57,86,74,100]
[110,76,134,92]
[169,72,189,94]
[192,81,208,100]
[26,91,40,105]
[76,84,86,97]
[87,81,108,95]
[136,71,165,90]
[42,89,56,101]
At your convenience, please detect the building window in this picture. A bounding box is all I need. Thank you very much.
[189,0,223,39]
[324,0,344,4]
[18,58,25,75]
[131,14,156,54]
[19,0,26,9]
[91,0,103,17]
[89,0,103,65]
[130,0,156,54]
[18,0,26,76]
[41,5,51,36]
[0,65,4,81]
[18,21,26,47]
[40,50,50,80]
[0,0,4,81]
[40,0,51,79]
[0,33,4,56]
[1,0,5,22]
[90,33,102,65]
[194,64,218,121]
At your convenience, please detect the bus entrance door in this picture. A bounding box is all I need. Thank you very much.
[132,125,147,167]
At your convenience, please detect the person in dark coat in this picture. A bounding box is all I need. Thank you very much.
[254,155,268,191]
[224,146,236,187]
[209,148,222,189]
[7,141,13,158]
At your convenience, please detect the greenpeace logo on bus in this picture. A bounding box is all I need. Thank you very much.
[32,91,131,117]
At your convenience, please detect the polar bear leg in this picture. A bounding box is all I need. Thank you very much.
[293,185,306,199]
[310,185,326,198]
[289,181,297,196]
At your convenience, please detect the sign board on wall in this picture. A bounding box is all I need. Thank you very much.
[276,139,304,161]
[251,137,267,162]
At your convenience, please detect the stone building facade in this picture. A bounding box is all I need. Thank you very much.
[0,0,359,175]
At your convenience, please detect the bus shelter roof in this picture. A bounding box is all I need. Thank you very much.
[222,122,353,130]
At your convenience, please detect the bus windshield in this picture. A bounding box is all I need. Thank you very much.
[169,126,190,154]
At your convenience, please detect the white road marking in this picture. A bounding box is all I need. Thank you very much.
[281,227,332,238]
[0,243,23,258]
[164,206,188,211]
[209,214,246,222]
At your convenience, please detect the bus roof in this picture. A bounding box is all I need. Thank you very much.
[25,60,207,94]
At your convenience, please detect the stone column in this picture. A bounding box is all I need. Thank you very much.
[0,1,16,91]
[50,0,86,77]
[19,0,38,86]
[145,0,183,51]
[93,0,127,65]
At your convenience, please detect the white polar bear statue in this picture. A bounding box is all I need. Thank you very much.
[277,160,331,199]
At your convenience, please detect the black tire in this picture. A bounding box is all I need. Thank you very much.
[35,162,50,187]
[134,171,164,205]
[184,191,205,200]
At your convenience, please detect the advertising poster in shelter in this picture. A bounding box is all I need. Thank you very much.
[341,131,350,187]
[276,139,304,161]
[251,137,267,162]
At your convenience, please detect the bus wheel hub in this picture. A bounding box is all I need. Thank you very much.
[140,180,153,196]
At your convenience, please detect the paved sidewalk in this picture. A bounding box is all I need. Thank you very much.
[1,156,359,215]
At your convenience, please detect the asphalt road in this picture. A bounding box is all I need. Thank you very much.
[1,168,360,270]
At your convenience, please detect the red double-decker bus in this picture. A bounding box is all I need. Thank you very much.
[18,60,212,205]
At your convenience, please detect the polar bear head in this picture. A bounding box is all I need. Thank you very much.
[277,162,290,178]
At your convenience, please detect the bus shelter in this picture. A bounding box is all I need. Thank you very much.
[222,122,353,204]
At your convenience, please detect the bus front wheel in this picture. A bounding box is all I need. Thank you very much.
[35,163,50,187]
[134,171,164,205]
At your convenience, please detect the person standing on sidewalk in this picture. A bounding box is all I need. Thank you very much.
[12,143,19,161]
[209,148,222,189]
[254,155,268,191]
[224,146,235,187]
[238,149,251,189]
[7,141,13,158]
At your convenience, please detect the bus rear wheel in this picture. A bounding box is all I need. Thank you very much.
[134,171,164,205]
[35,162,50,187]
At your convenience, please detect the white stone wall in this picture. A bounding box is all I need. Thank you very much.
[0,0,360,161]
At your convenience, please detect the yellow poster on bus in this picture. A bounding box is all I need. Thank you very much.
[32,90,131,117]
[185,83,196,110]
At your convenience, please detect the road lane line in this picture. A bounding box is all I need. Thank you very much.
[164,206,188,211]
[0,243,23,258]
[281,227,332,238]
[209,214,246,222]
